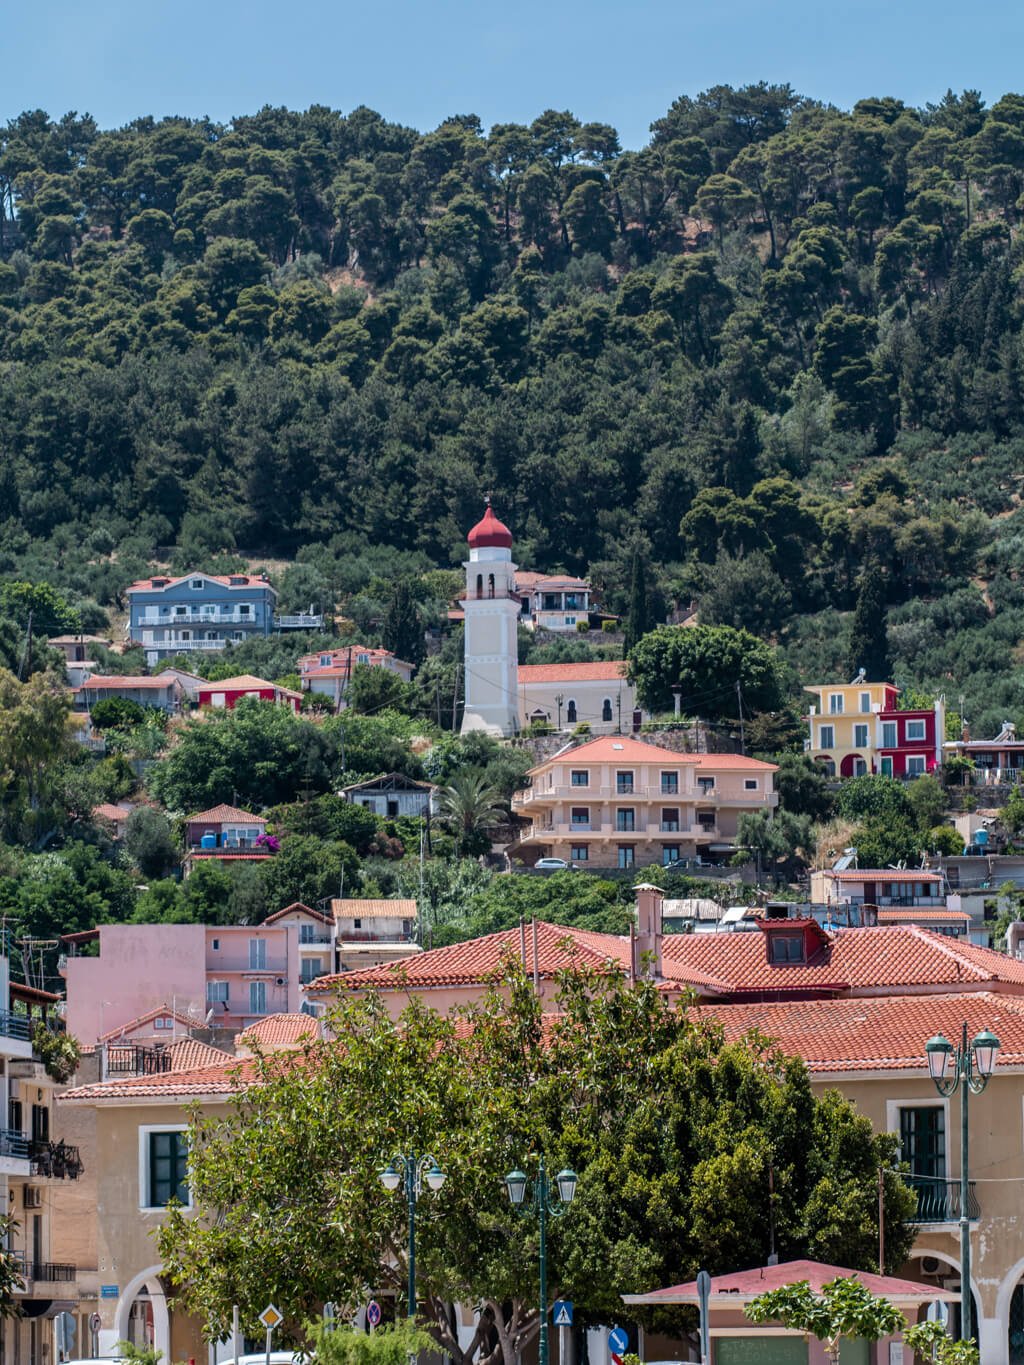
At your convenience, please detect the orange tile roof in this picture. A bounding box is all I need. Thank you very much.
[99,1004,195,1042]
[692,753,778,770]
[518,662,627,684]
[186,804,265,824]
[876,909,970,923]
[197,675,278,691]
[537,734,697,766]
[699,991,1024,1071]
[165,1037,232,1070]
[625,1258,960,1304]
[827,869,942,882]
[126,573,274,592]
[331,899,418,919]
[237,1013,320,1049]
[80,675,178,690]
[262,902,332,926]
[92,802,134,823]
[661,925,1024,997]
[60,1058,255,1101]
[306,920,630,992]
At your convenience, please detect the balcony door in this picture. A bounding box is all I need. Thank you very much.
[901,1104,948,1221]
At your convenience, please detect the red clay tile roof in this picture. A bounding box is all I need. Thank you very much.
[517,662,628,684]
[536,734,695,766]
[92,802,134,823]
[331,899,417,918]
[306,920,630,992]
[237,1013,320,1049]
[10,981,61,1005]
[262,902,332,926]
[692,753,778,770]
[165,1037,232,1070]
[876,908,970,923]
[197,675,277,691]
[699,991,1024,1072]
[80,675,178,690]
[826,869,942,882]
[99,1004,195,1042]
[60,1058,256,1101]
[624,1258,960,1304]
[186,804,265,824]
[125,573,275,592]
[661,925,1024,997]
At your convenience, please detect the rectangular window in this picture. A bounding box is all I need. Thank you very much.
[146,1130,188,1207]
[249,981,267,1015]
[206,981,229,1003]
[190,579,203,590]
[698,776,715,794]
[769,934,805,964]
[300,960,324,983]
[661,808,680,831]
[662,845,680,865]
[744,778,758,791]
[615,771,634,794]
[616,809,635,832]
[854,724,869,748]
[238,604,251,616]
[299,923,316,943]
[617,845,635,869]
[860,692,871,713]
[819,724,835,749]
[660,772,679,794]
[880,757,893,777]
[211,938,220,951]
[249,938,267,970]
[570,770,589,787]
[906,719,927,741]
[900,1106,946,1179]
[571,845,589,862]
[881,721,897,748]
[829,694,844,715]
[907,755,926,775]
[571,807,590,826]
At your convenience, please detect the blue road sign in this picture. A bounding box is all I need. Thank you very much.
[366,1301,382,1328]
[609,1328,629,1354]
[100,1286,119,1299]
[553,1301,573,1327]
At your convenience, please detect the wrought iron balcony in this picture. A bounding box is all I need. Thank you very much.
[7,1253,76,1283]
[0,1012,31,1041]
[30,1139,83,1180]
[106,1044,172,1076]
[908,1174,980,1222]
[0,1129,29,1160]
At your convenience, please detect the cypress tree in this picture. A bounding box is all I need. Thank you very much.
[847,563,891,681]
[623,549,651,658]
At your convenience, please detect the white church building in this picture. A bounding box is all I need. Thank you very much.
[460,503,641,737]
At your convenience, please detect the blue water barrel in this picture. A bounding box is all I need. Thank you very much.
[975,828,990,847]
[200,833,217,849]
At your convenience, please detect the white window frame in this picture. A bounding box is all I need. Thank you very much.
[886,1097,950,1175]
[138,1124,192,1211]
[206,980,228,1003]
[829,693,844,715]
[853,724,869,749]
[880,756,893,777]
[907,755,926,775]
[249,980,267,1015]
[744,778,758,791]
[570,845,589,862]
[859,692,871,713]
[570,770,589,787]
[190,579,204,591]
[819,724,835,749]
[881,721,897,748]
[906,719,927,741]
[249,938,267,970]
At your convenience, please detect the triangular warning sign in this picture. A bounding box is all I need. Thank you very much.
[554,1304,572,1326]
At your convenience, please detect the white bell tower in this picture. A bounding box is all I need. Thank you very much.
[460,501,520,736]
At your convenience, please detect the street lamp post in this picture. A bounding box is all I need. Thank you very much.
[925,1024,1001,1344]
[505,1158,578,1365]
[379,1153,447,1319]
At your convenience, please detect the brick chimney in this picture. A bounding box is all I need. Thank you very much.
[634,883,664,981]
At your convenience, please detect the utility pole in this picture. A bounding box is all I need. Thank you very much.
[451,663,461,733]
[877,1166,885,1273]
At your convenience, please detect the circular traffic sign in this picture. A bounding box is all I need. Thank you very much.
[609,1327,630,1354]
[366,1301,382,1328]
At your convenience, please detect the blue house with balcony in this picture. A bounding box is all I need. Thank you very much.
[126,572,278,665]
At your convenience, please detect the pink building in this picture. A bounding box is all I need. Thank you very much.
[62,922,305,1044]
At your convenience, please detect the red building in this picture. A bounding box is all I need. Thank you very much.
[196,674,302,713]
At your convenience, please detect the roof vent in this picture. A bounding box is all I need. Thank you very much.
[612,742,624,750]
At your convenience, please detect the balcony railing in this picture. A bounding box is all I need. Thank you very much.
[299,934,333,946]
[30,1140,83,1180]
[0,1012,31,1041]
[106,1045,172,1076]
[0,1130,29,1160]
[28,1261,76,1283]
[143,638,228,651]
[139,610,258,625]
[908,1175,979,1222]
[277,613,324,629]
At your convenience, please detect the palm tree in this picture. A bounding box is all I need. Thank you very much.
[439,770,507,855]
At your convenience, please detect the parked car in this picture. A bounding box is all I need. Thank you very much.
[534,857,570,870]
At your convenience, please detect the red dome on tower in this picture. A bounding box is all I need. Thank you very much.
[467,500,513,549]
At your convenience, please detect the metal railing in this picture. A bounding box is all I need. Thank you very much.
[106,1045,172,1076]
[31,1140,83,1180]
[0,1130,29,1160]
[908,1175,980,1222]
[29,1262,76,1282]
[276,614,324,629]
[147,638,228,651]
[0,1012,31,1041]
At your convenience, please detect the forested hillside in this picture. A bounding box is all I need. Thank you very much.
[2,85,1024,727]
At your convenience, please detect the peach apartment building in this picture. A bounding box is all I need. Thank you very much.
[509,734,777,869]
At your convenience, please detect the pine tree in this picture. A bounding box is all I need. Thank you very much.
[847,563,891,681]
[622,549,650,658]
[381,577,425,666]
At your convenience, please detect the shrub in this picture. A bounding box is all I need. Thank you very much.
[601,619,619,634]
[573,722,591,736]
[89,697,147,729]
[32,1025,80,1083]
[576,620,590,632]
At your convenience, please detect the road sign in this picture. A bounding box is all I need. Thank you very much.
[552,1301,573,1327]
[259,1305,283,1331]
[55,1311,76,1357]
[100,1286,119,1299]
[608,1327,629,1355]
[927,1300,950,1327]
[366,1301,382,1328]
[696,1269,712,1365]
[89,1314,101,1334]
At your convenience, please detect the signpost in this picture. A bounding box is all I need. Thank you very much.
[89,1312,101,1358]
[553,1302,573,1327]
[259,1302,283,1365]
[696,1270,712,1365]
[609,1325,629,1365]
[366,1301,382,1332]
[926,1301,950,1328]
[55,1311,75,1362]
[553,1301,573,1365]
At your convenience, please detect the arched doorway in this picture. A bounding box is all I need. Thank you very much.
[112,1267,170,1361]
[840,753,867,778]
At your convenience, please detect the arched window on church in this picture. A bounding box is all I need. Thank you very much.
[602,698,613,723]
[476,573,483,597]
[567,700,577,723]
[487,574,495,598]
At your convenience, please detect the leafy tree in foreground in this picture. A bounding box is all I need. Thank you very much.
[746,1278,906,1365]
[158,965,915,1359]
[627,624,784,718]
[903,1320,979,1365]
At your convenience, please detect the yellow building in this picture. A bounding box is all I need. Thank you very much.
[510,734,777,868]
[804,681,945,779]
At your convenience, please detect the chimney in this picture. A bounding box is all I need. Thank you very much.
[961,722,970,743]
[634,883,664,981]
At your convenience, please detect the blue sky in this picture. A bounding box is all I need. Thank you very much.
[6,0,1024,149]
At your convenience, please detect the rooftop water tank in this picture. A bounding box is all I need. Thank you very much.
[200,833,217,850]
[975,828,990,847]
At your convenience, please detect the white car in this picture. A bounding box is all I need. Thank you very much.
[534,857,570,870]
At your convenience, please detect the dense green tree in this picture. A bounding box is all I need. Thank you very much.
[846,565,892,682]
[628,624,784,718]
